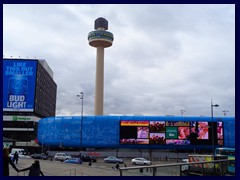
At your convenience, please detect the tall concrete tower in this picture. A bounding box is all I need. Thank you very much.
[88,17,114,115]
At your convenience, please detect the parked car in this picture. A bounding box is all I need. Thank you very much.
[131,158,151,165]
[30,153,48,160]
[64,158,82,164]
[81,155,97,162]
[54,153,72,161]
[104,156,124,163]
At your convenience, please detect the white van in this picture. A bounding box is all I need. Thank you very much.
[54,153,72,161]
[11,148,26,155]
[10,148,26,159]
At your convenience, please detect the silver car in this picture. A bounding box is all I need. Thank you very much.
[54,153,72,161]
[104,156,124,163]
[131,157,151,165]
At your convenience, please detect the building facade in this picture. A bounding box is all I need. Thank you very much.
[3,58,57,152]
[38,116,235,150]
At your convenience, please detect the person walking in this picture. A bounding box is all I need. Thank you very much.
[20,160,44,176]
[3,147,20,176]
[112,162,120,170]
[14,151,19,164]
[115,162,120,170]
[78,152,82,164]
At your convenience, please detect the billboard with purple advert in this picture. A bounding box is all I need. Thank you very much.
[3,60,37,112]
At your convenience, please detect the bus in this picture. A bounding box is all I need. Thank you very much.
[215,147,235,175]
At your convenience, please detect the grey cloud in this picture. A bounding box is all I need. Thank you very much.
[3,4,235,117]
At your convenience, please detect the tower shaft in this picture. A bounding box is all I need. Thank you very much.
[94,47,104,115]
[88,17,114,116]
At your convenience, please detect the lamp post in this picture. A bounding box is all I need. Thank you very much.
[180,110,186,116]
[211,100,219,156]
[77,92,84,148]
[41,135,44,154]
[222,110,229,117]
[25,120,29,154]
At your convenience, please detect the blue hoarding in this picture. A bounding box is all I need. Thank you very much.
[38,116,235,149]
[3,59,37,112]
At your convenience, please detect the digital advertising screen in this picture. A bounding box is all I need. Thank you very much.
[120,120,223,146]
[190,122,209,140]
[166,127,178,139]
[120,121,149,144]
[178,127,190,139]
[3,60,37,112]
[217,122,224,145]
[166,139,190,145]
[150,121,165,132]
[150,133,165,144]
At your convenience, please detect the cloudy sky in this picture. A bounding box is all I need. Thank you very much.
[3,4,235,117]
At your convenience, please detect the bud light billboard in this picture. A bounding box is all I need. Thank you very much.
[3,59,37,112]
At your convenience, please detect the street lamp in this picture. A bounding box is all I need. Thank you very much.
[211,100,219,156]
[222,110,229,117]
[77,92,84,148]
[41,135,44,154]
[25,120,29,154]
[180,110,186,116]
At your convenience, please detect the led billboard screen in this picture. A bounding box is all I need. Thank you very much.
[120,120,222,146]
[3,60,37,112]
[120,121,149,144]
[217,122,224,145]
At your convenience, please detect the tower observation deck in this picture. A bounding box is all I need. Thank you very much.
[88,17,114,115]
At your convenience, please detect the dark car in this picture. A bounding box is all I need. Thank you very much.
[81,155,97,162]
[30,153,48,160]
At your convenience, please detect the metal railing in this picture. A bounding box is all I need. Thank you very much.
[70,169,76,176]
[119,159,234,176]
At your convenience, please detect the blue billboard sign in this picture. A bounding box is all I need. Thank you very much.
[3,60,37,112]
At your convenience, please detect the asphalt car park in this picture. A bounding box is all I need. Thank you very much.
[9,157,127,176]
[9,157,174,176]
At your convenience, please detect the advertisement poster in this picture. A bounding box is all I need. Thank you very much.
[165,127,178,139]
[120,120,222,146]
[3,60,37,112]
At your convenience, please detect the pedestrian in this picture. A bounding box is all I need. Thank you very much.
[45,150,49,156]
[111,162,119,169]
[20,160,44,176]
[78,152,82,164]
[14,151,19,164]
[115,162,120,170]
[3,147,20,176]
[88,160,92,166]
